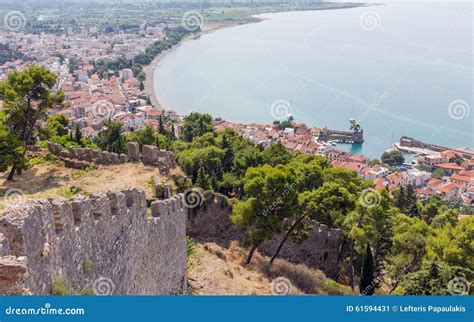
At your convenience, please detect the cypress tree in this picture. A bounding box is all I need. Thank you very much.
[396,186,406,213]
[221,135,234,173]
[195,165,211,190]
[75,125,82,143]
[359,242,376,295]
[159,115,164,135]
[406,185,419,217]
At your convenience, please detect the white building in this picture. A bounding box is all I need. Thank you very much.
[404,169,432,187]
[363,165,389,180]
[283,127,295,137]
[121,68,134,81]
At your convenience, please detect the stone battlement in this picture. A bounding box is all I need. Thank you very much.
[129,143,177,175]
[47,142,177,174]
[259,223,343,279]
[186,192,343,279]
[0,188,187,295]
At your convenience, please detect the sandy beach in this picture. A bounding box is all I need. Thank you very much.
[144,21,257,111]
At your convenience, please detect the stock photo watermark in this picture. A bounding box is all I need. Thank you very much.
[182,11,203,32]
[92,100,115,121]
[270,277,293,295]
[270,100,293,121]
[359,11,381,32]
[4,11,26,32]
[92,276,115,296]
[359,188,381,208]
[3,188,26,207]
[448,99,470,121]
[182,188,204,209]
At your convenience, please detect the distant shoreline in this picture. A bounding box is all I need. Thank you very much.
[145,2,368,111]
[144,20,254,110]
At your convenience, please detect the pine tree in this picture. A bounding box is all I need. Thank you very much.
[0,65,63,180]
[359,242,376,295]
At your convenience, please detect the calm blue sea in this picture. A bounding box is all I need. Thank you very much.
[154,2,473,159]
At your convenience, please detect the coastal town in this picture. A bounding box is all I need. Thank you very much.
[0,0,473,304]
[216,120,474,210]
[1,17,473,213]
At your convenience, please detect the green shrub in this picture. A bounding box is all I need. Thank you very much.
[323,279,353,295]
[51,279,71,295]
[82,259,94,272]
[29,153,62,166]
[58,186,89,199]
[79,288,95,296]
[186,236,196,257]
[71,166,98,179]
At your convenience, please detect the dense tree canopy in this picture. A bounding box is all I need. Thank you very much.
[180,113,215,142]
[381,150,405,167]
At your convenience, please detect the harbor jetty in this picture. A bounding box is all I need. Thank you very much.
[396,136,474,159]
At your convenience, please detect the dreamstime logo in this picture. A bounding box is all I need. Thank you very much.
[3,188,26,207]
[360,188,381,208]
[182,11,203,32]
[270,100,293,121]
[447,277,470,296]
[182,188,203,209]
[270,277,292,295]
[448,99,470,120]
[359,11,381,31]
[92,277,115,295]
[4,11,26,32]
[92,100,115,121]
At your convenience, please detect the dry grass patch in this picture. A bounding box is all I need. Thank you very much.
[0,162,163,210]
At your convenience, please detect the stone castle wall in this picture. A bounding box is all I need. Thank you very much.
[47,142,176,174]
[187,193,343,279]
[0,188,187,295]
[259,224,343,279]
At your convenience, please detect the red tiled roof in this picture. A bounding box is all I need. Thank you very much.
[426,178,444,187]
[336,162,367,173]
[441,150,459,159]
[450,173,471,184]
[459,170,474,177]
[437,182,459,193]
[436,163,464,170]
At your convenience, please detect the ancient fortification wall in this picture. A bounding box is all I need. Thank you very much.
[0,188,187,295]
[187,193,343,279]
[259,224,343,279]
[47,142,176,174]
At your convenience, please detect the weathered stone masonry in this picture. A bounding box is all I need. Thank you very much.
[0,188,187,295]
[187,193,344,279]
[47,142,177,174]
